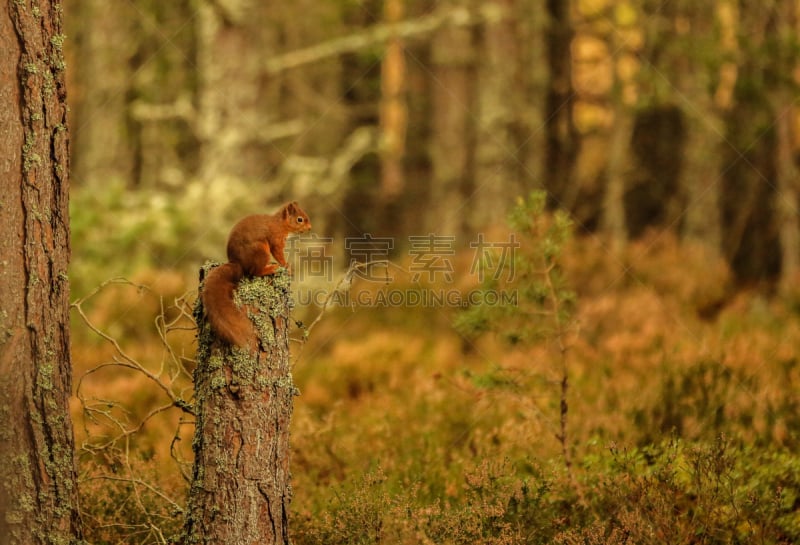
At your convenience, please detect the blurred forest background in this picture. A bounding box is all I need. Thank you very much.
[66,0,800,287]
[63,0,800,543]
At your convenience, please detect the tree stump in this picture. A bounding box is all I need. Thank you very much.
[182,264,297,544]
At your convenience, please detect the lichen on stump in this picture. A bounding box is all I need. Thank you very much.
[182,263,298,545]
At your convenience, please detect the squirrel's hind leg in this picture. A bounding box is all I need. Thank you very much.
[250,242,279,276]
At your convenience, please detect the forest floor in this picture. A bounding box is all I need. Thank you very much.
[71,230,800,544]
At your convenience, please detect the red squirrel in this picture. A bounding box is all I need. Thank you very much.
[202,201,312,349]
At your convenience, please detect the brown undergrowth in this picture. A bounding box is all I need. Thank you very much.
[72,226,800,544]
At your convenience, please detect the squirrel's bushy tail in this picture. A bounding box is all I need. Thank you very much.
[201,262,256,349]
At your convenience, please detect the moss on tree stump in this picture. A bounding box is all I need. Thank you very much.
[182,264,298,545]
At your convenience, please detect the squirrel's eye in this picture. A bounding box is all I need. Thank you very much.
[297,217,304,223]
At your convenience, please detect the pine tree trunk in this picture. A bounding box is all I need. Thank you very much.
[544,0,578,202]
[182,266,296,545]
[603,101,633,253]
[428,0,475,236]
[515,0,548,190]
[195,1,281,186]
[775,101,799,293]
[66,0,135,187]
[681,106,722,252]
[773,1,800,293]
[471,0,518,231]
[673,2,722,253]
[378,0,408,203]
[0,1,83,542]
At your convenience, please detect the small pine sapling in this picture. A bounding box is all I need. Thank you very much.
[455,191,580,491]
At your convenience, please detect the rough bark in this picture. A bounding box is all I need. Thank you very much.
[182,266,296,545]
[0,0,82,543]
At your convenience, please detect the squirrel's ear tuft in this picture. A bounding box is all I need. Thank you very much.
[283,202,296,218]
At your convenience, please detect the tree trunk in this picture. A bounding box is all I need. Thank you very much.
[544,0,578,203]
[601,4,639,252]
[65,0,136,187]
[470,0,518,231]
[195,1,281,187]
[680,105,723,251]
[775,100,799,292]
[182,266,296,545]
[772,0,800,293]
[603,101,634,253]
[673,2,723,252]
[276,1,346,183]
[378,0,408,203]
[0,1,83,543]
[515,0,548,190]
[428,0,475,236]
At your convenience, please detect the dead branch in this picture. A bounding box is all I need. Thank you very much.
[72,277,199,543]
[295,259,394,343]
[71,279,195,415]
[264,4,506,74]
